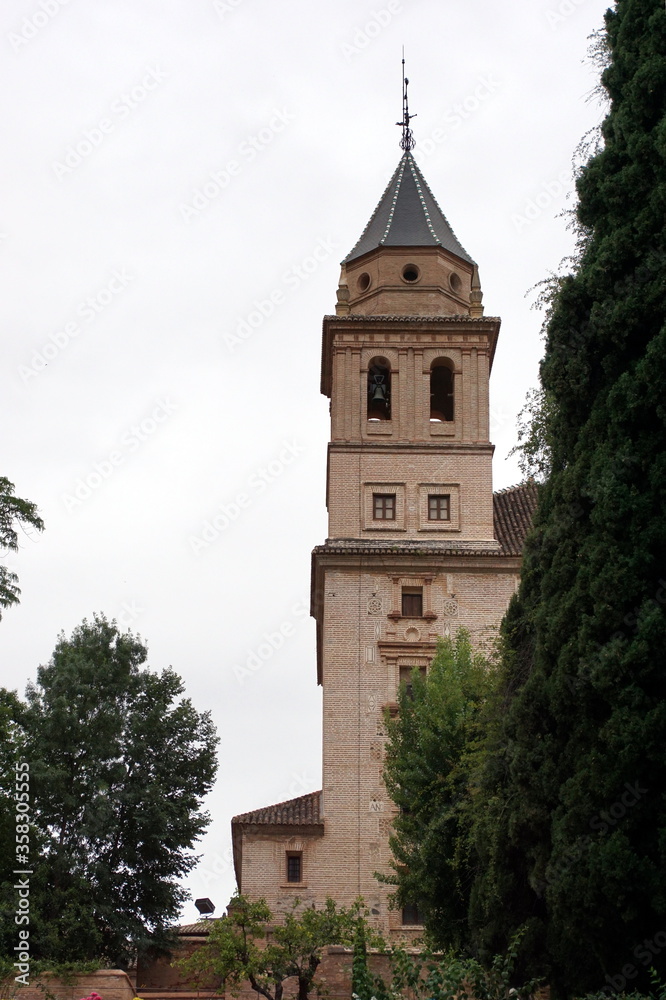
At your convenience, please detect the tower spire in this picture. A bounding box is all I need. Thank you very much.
[396,50,416,151]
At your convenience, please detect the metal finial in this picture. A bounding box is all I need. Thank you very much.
[396,50,416,151]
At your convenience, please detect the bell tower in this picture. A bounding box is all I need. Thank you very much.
[321,148,497,552]
[231,85,536,943]
[309,93,521,936]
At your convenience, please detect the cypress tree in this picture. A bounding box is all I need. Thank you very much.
[470,0,666,993]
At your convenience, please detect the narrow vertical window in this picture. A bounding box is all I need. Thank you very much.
[368,358,391,421]
[286,852,302,883]
[430,361,454,422]
[401,588,423,617]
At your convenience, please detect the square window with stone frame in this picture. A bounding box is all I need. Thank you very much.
[401,902,422,926]
[373,493,396,520]
[428,494,451,521]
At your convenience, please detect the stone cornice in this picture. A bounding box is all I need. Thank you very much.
[313,539,509,558]
[320,314,501,396]
[327,441,495,454]
[323,313,501,324]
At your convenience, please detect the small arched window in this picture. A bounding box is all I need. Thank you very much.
[430,360,454,422]
[368,357,391,421]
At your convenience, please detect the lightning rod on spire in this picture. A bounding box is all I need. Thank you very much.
[396,49,416,151]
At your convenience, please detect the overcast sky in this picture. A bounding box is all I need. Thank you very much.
[1,0,612,923]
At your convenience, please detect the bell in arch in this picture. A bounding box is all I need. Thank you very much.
[367,366,391,421]
[370,376,387,403]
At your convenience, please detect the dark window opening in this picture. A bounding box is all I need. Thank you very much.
[286,853,302,883]
[402,903,422,926]
[373,493,396,520]
[428,494,451,521]
[368,358,391,421]
[399,665,427,698]
[401,588,423,618]
[430,363,454,422]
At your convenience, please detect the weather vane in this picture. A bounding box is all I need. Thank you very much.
[396,49,416,151]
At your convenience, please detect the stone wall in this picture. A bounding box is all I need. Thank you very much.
[7,970,135,1000]
[136,934,222,993]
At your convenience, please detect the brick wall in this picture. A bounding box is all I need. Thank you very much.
[236,241,516,941]
[9,970,135,1000]
[136,935,222,992]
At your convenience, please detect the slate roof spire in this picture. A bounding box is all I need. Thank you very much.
[345,59,473,267]
[343,152,475,265]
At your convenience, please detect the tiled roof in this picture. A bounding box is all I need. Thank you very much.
[313,539,503,557]
[177,920,218,935]
[311,484,538,560]
[493,482,539,556]
[232,791,323,827]
[344,152,474,265]
[323,313,500,324]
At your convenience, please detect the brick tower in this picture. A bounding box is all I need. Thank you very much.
[231,147,536,939]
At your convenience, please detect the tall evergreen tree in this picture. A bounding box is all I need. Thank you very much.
[470,0,666,993]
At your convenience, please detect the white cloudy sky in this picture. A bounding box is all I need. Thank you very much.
[1,0,611,923]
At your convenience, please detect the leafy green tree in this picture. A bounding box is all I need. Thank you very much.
[0,615,218,967]
[509,386,553,483]
[470,0,666,992]
[382,932,541,1000]
[382,631,495,952]
[183,894,369,1000]
[0,477,43,618]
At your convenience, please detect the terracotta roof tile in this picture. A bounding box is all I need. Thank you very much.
[177,920,217,935]
[232,791,323,828]
[493,482,539,556]
[323,313,501,324]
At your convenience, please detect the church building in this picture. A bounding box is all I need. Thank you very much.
[231,118,536,939]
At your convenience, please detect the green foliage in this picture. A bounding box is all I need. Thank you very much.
[469,0,666,994]
[0,477,43,618]
[0,614,218,967]
[380,930,541,1000]
[183,894,369,1000]
[381,630,496,951]
[509,386,553,483]
[351,919,375,1000]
